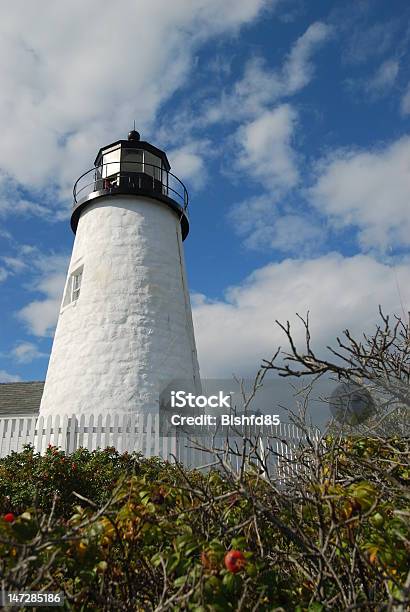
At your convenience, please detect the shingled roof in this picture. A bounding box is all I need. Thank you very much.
[0,381,44,417]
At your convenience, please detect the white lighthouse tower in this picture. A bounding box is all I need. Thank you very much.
[39,131,200,417]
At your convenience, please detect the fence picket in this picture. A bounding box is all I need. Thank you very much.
[128,414,136,453]
[145,414,152,457]
[96,414,103,449]
[135,413,144,454]
[53,415,60,449]
[26,416,35,451]
[67,415,77,454]
[15,419,23,454]
[78,414,85,448]
[154,415,160,457]
[61,415,69,453]
[8,419,17,454]
[87,414,94,451]
[0,418,7,458]
[181,435,188,467]
[44,415,53,450]
[35,417,44,454]
[104,415,111,449]
[169,433,177,464]
[161,434,168,462]
[120,415,127,453]
[14,419,21,453]
[112,415,119,450]
[19,418,30,453]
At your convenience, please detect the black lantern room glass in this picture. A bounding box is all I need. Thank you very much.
[94,142,168,195]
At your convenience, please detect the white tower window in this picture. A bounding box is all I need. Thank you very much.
[63,266,83,307]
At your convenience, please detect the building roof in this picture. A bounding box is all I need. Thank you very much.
[0,381,43,417]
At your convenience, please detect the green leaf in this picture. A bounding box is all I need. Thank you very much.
[174,575,188,588]
[230,536,246,550]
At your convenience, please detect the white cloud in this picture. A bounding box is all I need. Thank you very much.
[225,24,332,193]
[229,195,277,236]
[338,16,399,66]
[0,370,21,383]
[211,57,283,122]
[283,22,332,93]
[207,54,233,79]
[202,22,331,125]
[0,0,272,210]
[365,59,399,96]
[264,214,323,253]
[0,268,8,283]
[19,299,62,337]
[205,22,331,249]
[11,342,47,364]
[309,136,410,251]
[1,256,27,274]
[230,196,324,253]
[153,21,331,190]
[400,83,410,115]
[0,228,12,241]
[17,252,69,336]
[192,253,410,377]
[235,105,299,192]
[168,140,210,189]
[0,194,50,220]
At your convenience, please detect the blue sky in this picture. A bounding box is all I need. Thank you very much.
[1,0,410,381]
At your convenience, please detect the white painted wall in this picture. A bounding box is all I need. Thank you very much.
[39,195,201,417]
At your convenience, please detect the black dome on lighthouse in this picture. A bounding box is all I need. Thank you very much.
[127,129,140,141]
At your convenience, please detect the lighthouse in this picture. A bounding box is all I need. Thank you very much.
[39,131,201,417]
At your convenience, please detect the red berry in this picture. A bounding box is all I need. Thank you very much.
[3,513,15,523]
[224,550,246,573]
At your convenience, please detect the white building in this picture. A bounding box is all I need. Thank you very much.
[39,130,201,417]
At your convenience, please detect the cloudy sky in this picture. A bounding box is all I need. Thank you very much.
[1,0,410,382]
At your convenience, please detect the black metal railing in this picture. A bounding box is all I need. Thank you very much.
[73,161,189,210]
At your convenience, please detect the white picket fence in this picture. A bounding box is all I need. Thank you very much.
[0,413,318,474]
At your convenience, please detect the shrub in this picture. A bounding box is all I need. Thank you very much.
[0,436,409,610]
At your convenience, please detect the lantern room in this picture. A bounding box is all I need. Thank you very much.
[94,130,170,192]
[71,130,189,239]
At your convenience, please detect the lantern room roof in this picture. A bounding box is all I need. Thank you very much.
[94,138,171,171]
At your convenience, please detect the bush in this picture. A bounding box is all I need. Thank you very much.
[0,437,409,610]
[0,445,143,516]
